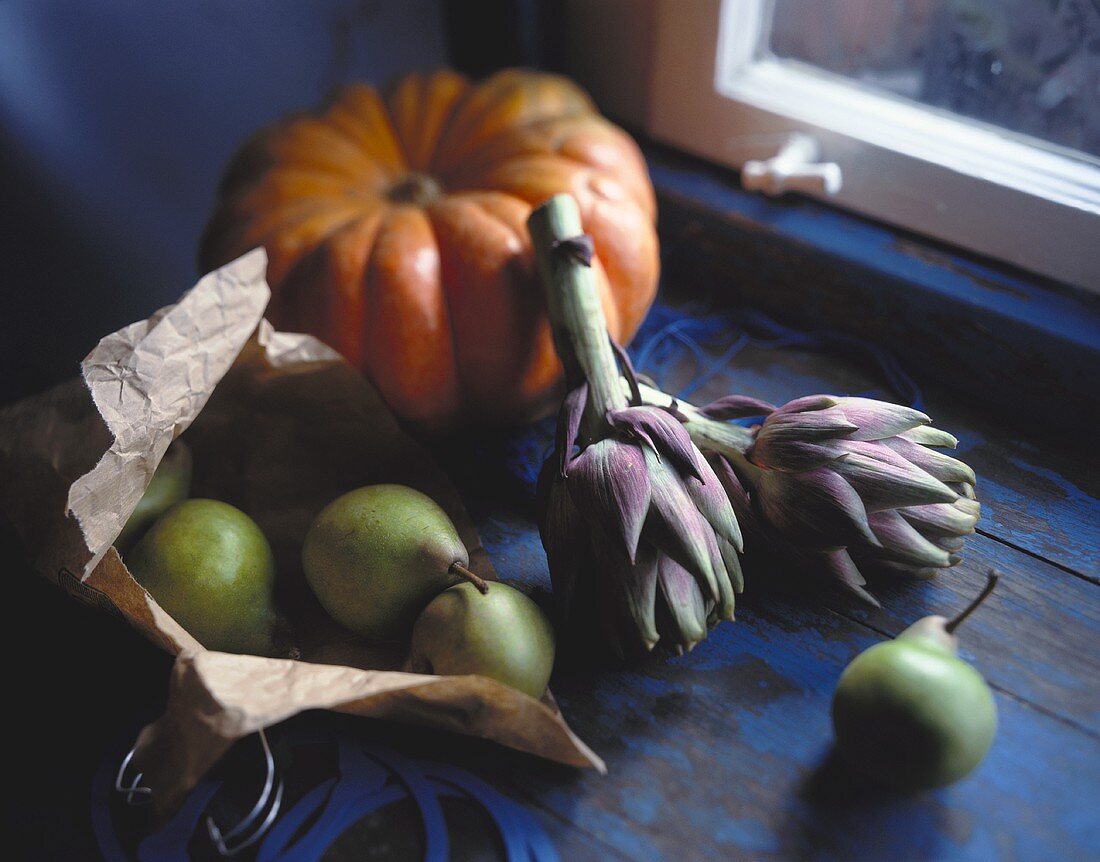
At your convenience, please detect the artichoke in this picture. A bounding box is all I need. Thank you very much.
[686,393,980,604]
[537,382,744,654]
[528,192,980,643]
[528,194,744,654]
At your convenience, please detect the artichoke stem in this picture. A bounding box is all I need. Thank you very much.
[635,382,757,465]
[529,194,627,440]
[706,443,765,497]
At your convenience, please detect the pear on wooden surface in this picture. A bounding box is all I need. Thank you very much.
[832,572,999,791]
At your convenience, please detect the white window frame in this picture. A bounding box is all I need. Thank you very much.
[641,0,1100,293]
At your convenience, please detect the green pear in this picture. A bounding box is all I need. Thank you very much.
[832,572,999,791]
[301,484,473,641]
[116,440,193,552]
[406,581,555,699]
[127,499,276,654]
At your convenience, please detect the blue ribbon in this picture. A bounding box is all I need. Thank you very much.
[93,731,557,861]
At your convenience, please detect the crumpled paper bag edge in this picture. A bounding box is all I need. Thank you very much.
[135,649,605,815]
[68,248,272,578]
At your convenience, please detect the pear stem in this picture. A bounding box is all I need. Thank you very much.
[450,561,490,594]
[945,569,999,633]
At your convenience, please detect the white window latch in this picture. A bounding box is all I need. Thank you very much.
[741,133,842,197]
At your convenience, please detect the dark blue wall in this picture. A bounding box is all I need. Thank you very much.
[1,1,448,403]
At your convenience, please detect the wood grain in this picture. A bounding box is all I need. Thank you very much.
[469,510,1099,861]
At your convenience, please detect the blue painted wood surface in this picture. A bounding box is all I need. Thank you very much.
[433,300,1100,861]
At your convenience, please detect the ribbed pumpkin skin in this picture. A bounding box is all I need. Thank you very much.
[199,69,658,429]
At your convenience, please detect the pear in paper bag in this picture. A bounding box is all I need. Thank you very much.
[407,581,556,699]
[302,484,469,641]
[128,499,277,654]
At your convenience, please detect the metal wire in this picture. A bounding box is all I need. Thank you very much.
[114,745,152,806]
[206,728,285,857]
[114,727,284,856]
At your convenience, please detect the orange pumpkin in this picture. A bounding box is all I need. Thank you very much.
[200,68,658,428]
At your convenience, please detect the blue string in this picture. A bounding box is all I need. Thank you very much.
[628,302,923,412]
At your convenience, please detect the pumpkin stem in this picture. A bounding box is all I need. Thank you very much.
[528,195,627,441]
[387,172,443,207]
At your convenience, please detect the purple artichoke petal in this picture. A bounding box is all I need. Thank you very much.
[867,510,954,568]
[613,419,659,456]
[700,394,777,420]
[931,534,967,552]
[952,481,978,500]
[609,405,703,482]
[656,555,709,650]
[822,549,880,607]
[955,497,981,517]
[871,559,944,579]
[749,437,845,473]
[757,410,859,443]
[643,449,719,600]
[831,397,930,441]
[557,384,588,476]
[567,438,651,563]
[775,395,837,415]
[709,454,754,527]
[882,437,976,484]
[615,543,660,651]
[718,535,745,595]
[699,516,727,606]
[833,440,958,511]
[900,425,959,449]
[898,499,980,537]
[712,533,742,618]
[684,452,744,551]
[755,468,881,551]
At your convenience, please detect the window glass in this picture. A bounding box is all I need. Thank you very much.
[769,0,1100,158]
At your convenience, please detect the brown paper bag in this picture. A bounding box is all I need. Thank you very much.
[0,249,602,816]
